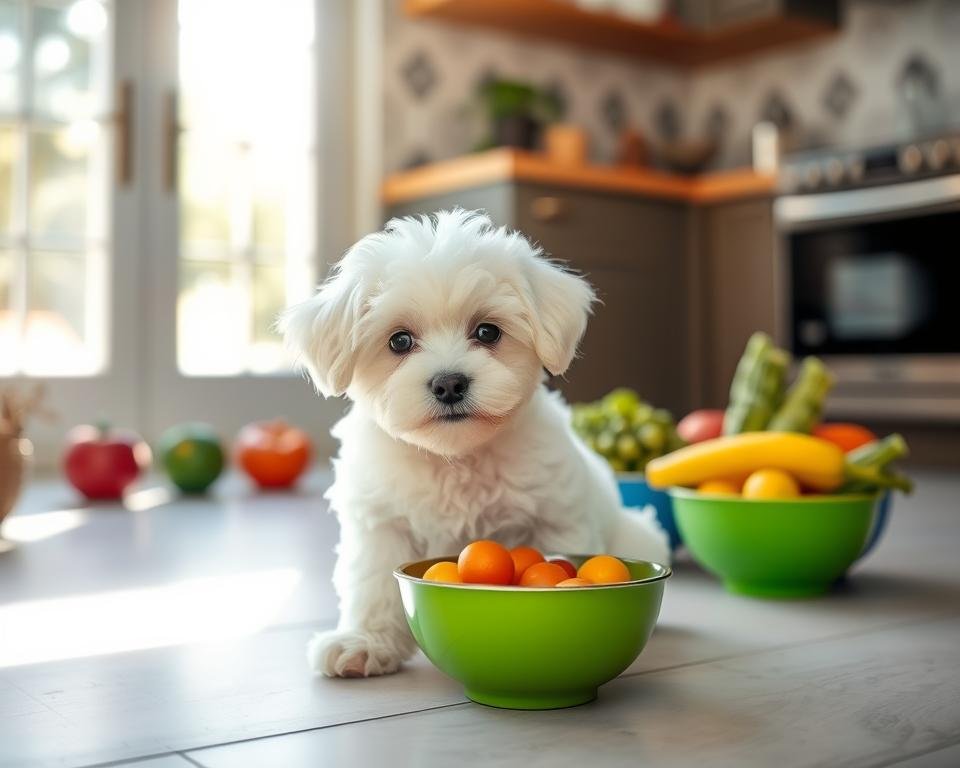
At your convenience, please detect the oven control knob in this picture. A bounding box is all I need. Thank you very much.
[825,158,845,186]
[898,144,923,174]
[924,139,951,171]
[845,156,865,183]
[803,163,823,189]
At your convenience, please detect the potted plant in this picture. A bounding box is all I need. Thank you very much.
[474,77,563,151]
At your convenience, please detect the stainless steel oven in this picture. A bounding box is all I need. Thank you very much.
[776,159,960,421]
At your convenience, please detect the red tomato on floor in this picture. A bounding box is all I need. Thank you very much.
[63,424,151,500]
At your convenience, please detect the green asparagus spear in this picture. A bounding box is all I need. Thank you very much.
[841,434,914,494]
[724,333,790,434]
[767,356,835,433]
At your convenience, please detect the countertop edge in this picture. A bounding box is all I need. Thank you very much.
[380,149,777,206]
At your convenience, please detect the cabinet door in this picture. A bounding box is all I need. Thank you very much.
[699,198,776,408]
[516,185,691,414]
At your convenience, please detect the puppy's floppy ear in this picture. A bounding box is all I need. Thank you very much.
[279,265,363,397]
[523,258,596,376]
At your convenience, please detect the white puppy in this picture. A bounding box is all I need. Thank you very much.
[282,209,670,678]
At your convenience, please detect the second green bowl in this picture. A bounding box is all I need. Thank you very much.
[671,488,877,598]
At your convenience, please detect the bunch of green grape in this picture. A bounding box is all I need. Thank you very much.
[571,388,686,473]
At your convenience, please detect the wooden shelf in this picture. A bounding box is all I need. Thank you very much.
[404,0,837,67]
[381,148,777,205]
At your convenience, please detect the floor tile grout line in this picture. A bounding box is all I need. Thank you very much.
[63,610,960,768]
[831,737,960,768]
[175,752,207,768]
[620,608,960,681]
[74,701,472,768]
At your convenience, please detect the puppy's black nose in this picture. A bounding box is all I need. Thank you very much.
[430,373,470,404]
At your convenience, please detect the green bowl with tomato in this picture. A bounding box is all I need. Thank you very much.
[670,488,877,598]
[395,556,670,710]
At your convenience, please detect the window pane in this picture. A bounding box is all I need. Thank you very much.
[250,263,286,371]
[31,1,108,121]
[0,1,20,112]
[29,126,97,244]
[251,150,286,253]
[0,126,16,234]
[0,250,13,374]
[177,0,315,375]
[24,250,94,374]
[177,260,247,376]
[180,136,233,246]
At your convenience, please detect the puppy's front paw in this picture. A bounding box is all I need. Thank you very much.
[307,629,405,678]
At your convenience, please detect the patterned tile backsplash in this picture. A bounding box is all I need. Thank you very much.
[382,0,960,173]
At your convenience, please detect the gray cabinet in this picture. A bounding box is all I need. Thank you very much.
[387,183,693,414]
[695,198,777,408]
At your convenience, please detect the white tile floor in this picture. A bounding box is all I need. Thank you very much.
[1,470,958,768]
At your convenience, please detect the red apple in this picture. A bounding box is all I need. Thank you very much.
[63,424,152,500]
[677,409,725,444]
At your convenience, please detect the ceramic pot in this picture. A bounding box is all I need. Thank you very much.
[0,435,30,526]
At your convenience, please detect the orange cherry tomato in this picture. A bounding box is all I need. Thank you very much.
[234,419,312,489]
[557,577,594,587]
[577,555,631,584]
[549,559,577,579]
[813,423,877,453]
[518,562,569,587]
[457,540,514,585]
[423,561,461,583]
[509,546,545,584]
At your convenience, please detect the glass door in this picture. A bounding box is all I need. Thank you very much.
[139,0,343,456]
[0,0,143,461]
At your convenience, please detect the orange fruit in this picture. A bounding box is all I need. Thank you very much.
[509,546,545,584]
[742,468,800,499]
[577,555,631,584]
[457,540,515,585]
[423,561,461,583]
[549,559,577,579]
[697,479,741,496]
[518,562,569,587]
[557,577,593,587]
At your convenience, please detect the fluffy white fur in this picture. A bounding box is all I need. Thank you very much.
[282,209,670,678]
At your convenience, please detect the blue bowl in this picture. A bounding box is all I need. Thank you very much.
[617,474,681,551]
[859,490,892,559]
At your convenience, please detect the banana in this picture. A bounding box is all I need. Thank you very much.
[645,432,846,492]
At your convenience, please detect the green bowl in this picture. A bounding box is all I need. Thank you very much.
[670,488,878,599]
[394,555,670,710]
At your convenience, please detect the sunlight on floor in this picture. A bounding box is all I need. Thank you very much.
[0,568,302,668]
[1,509,88,543]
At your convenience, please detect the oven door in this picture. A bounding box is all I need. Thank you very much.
[775,174,960,419]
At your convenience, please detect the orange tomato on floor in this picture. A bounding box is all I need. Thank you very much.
[518,562,569,587]
[458,540,515,585]
[509,546,545,584]
[550,559,577,579]
[578,555,630,584]
[423,561,461,583]
[234,419,312,489]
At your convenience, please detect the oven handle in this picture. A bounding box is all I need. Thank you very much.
[775,174,960,227]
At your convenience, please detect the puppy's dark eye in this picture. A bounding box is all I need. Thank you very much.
[473,323,501,345]
[388,331,414,354]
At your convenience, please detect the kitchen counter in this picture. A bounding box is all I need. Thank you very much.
[381,148,777,206]
[3,471,959,768]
